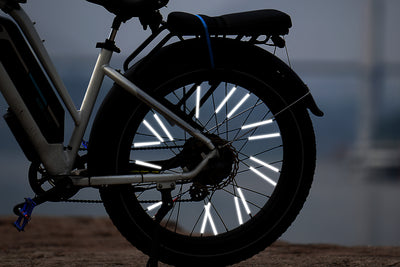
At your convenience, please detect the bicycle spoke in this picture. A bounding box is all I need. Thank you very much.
[178,83,199,107]
[130,81,285,236]
[231,98,262,141]
[203,92,220,134]
[191,205,206,236]
[174,185,183,233]
[237,151,282,169]
[188,83,220,118]
[207,101,264,134]
[250,145,283,158]
[211,93,220,135]
[222,188,263,211]
[237,112,272,153]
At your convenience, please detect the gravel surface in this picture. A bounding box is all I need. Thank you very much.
[1,216,400,266]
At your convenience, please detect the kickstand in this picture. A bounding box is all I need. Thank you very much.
[146,188,173,267]
[146,257,159,267]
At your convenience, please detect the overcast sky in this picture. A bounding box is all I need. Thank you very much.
[22,0,400,64]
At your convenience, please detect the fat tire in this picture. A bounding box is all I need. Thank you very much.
[88,38,316,266]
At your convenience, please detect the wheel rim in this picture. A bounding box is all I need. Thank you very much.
[123,78,286,237]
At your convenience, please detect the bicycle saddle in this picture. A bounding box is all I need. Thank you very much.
[86,0,168,19]
[167,10,292,36]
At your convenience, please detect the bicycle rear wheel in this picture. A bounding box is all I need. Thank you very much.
[90,39,316,266]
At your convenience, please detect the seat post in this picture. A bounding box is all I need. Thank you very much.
[108,16,123,42]
[96,16,122,53]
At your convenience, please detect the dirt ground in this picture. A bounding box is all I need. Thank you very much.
[1,216,400,267]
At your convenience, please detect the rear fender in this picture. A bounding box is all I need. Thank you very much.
[88,37,322,175]
[126,37,323,117]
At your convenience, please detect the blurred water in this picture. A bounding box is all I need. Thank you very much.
[280,65,400,246]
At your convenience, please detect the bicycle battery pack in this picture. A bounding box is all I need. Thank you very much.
[0,16,64,145]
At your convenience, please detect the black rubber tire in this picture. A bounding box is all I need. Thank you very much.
[88,38,316,266]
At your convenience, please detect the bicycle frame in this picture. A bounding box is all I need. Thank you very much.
[0,5,215,187]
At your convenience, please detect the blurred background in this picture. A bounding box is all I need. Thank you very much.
[0,0,399,246]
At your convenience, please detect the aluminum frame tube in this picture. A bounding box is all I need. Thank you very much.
[102,66,216,151]
[72,149,218,186]
[9,8,81,124]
